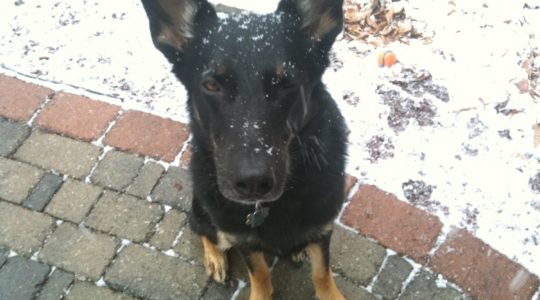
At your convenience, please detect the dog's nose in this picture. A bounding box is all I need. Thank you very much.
[233,169,274,198]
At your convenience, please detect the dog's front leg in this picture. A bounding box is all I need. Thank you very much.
[306,235,345,300]
[201,235,228,283]
[244,251,273,300]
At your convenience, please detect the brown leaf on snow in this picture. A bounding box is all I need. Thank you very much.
[521,49,540,98]
[533,123,540,148]
[343,0,424,45]
[515,79,529,94]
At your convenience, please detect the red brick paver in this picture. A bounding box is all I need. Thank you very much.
[0,75,53,121]
[35,93,120,142]
[104,110,189,162]
[430,228,539,300]
[341,184,442,263]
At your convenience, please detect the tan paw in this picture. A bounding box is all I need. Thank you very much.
[204,247,228,283]
[291,250,307,264]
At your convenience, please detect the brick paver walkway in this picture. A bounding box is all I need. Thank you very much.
[0,74,539,299]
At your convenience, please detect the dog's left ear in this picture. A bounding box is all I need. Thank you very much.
[277,0,343,52]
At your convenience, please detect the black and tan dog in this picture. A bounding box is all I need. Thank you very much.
[140,0,347,299]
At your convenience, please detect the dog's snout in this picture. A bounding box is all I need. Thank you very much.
[233,168,274,198]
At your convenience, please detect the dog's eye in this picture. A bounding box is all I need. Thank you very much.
[202,80,221,93]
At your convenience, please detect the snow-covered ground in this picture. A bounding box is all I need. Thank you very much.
[1,0,539,277]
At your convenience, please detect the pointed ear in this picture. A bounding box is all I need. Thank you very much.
[141,0,216,59]
[277,0,343,43]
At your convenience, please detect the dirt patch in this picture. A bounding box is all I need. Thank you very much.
[494,99,523,116]
[342,90,361,107]
[389,68,449,102]
[366,135,394,162]
[467,116,487,139]
[461,143,479,157]
[377,86,437,132]
[401,179,447,214]
[498,129,512,140]
[519,48,540,98]
[530,172,540,193]
[329,51,344,71]
[462,204,480,232]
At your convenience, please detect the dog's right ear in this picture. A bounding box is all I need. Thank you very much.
[140,0,217,62]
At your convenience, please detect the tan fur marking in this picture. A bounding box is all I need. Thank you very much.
[202,236,228,283]
[313,13,336,39]
[248,252,273,300]
[155,0,197,49]
[296,0,337,39]
[321,223,334,235]
[216,64,227,75]
[216,231,236,250]
[306,243,345,300]
[276,64,286,80]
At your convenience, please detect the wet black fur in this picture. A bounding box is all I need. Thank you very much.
[141,0,347,262]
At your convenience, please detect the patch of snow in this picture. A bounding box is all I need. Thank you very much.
[163,204,172,213]
[435,274,448,289]
[162,249,178,257]
[230,279,247,300]
[95,277,107,287]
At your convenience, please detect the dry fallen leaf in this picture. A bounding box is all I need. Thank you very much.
[343,0,424,45]
[521,49,539,98]
[533,123,540,148]
[515,79,529,94]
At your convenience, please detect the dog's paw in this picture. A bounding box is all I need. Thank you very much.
[204,248,228,283]
[289,250,307,268]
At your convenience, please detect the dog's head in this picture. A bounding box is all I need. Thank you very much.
[141,0,343,204]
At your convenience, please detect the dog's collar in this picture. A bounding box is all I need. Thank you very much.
[245,202,269,228]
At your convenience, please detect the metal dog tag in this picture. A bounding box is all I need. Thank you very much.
[245,202,269,228]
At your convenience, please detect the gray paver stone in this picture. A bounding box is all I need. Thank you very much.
[105,244,207,300]
[201,280,238,300]
[151,166,192,211]
[23,173,63,211]
[272,260,315,300]
[0,157,43,204]
[173,225,203,263]
[150,209,186,250]
[236,286,251,300]
[14,131,100,178]
[127,161,164,198]
[399,270,465,300]
[330,226,386,285]
[335,277,379,300]
[36,269,74,300]
[372,255,413,299]
[0,256,50,300]
[39,223,118,280]
[229,248,249,281]
[91,150,143,191]
[0,118,30,156]
[45,179,102,223]
[0,201,54,255]
[66,281,136,300]
[85,191,163,242]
